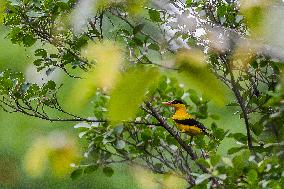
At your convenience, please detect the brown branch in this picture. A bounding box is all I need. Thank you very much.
[0,96,161,127]
[219,54,253,151]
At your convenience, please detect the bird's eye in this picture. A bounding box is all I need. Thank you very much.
[172,100,184,104]
[171,100,178,104]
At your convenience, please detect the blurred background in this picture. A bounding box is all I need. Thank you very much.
[0,0,261,187]
[0,25,244,188]
[0,26,141,189]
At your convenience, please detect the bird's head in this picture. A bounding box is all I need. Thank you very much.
[162,99,185,108]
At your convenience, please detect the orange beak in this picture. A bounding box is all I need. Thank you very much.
[162,101,172,106]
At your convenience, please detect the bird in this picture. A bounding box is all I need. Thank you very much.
[162,99,214,143]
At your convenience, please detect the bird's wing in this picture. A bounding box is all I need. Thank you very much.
[173,118,207,133]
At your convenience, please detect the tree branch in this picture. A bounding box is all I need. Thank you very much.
[219,54,253,151]
[144,101,209,174]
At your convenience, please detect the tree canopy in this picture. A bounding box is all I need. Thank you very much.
[1,0,284,188]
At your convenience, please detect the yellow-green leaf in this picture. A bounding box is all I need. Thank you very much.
[68,40,124,110]
[108,66,160,124]
[0,0,5,24]
[82,40,123,90]
[175,49,228,106]
[240,0,271,38]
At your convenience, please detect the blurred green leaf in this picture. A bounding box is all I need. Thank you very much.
[196,158,210,168]
[232,150,250,170]
[227,146,246,155]
[141,128,152,140]
[195,174,211,184]
[186,0,193,7]
[251,122,264,136]
[226,102,239,106]
[133,24,144,35]
[116,140,126,149]
[240,1,268,37]
[70,168,83,180]
[246,169,258,186]
[22,34,36,47]
[148,43,160,51]
[103,167,114,177]
[84,164,99,174]
[148,9,162,22]
[175,49,228,106]
[35,49,47,58]
[188,89,201,105]
[108,66,160,123]
[210,154,221,166]
[211,123,228,140]
[0,0,5,24]
[228,133,247,144]
[209,113,220,120]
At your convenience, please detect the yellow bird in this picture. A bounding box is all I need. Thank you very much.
[162,99,213,143]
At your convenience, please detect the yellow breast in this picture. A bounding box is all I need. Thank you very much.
[171,105,202,136]
[172,110,194,120]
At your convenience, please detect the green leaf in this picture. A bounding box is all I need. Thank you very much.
[251,122,264,136]
[246,169,258,185]
[195,174,211,184]
[210,154,221,166]
[165,134,178,146]
[240,4,265,37]
[232,150,250,170]
[70,168,83,180]
[195,136,206,148]
[23,34,36,47]
[186,0,193,7]
[154,163,163,172]
[43,80,56,91]
[148,9,162,22]
[8,0,21,6]
[141,128,152,140]
[217,4,228,17]
[103,167,114,177]
[222,157,233,167]
[196,158,210,168]
[188,90,200,105]
[232,154,244,170]
[35,49,47,58]
[175,49,228,106]
[227,146,246,155]
[228,133,247,144]
[209,113,220,120]
[148,43,160,51]
[108,66,160,123]
[9,27,23,44]
[133,23,144,34]
[187,37,197,47]
[33,59,43,66]
[226,102,239,106]
[211,123,228,140]
[50,54,58,58]
[84,164,99,174]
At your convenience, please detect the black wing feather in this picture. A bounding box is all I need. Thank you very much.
[173,118,207,132]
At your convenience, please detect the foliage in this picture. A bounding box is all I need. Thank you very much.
[1,0,284,188]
